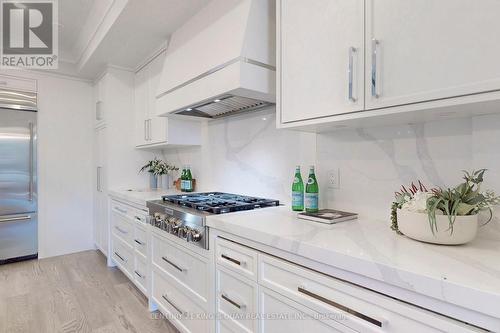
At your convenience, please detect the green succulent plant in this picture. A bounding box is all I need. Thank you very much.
[391,170,500,235]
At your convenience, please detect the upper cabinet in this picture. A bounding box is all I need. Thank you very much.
[365,0,500,110]
[94,77,105,128]
[278,0,364,123]
[278,0,500,129]
[134,52,201,149]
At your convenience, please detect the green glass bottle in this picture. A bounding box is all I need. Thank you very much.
[185,165,193,192]
[291,166,304,211]
[180,166,186,192]
[305,165,319,213]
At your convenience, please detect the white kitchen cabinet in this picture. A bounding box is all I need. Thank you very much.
[93,125,108,256]
[134,67,149,146]
[365,0,500,110]
[278,0,364,124]
[278,0,500,130]
[212,234,486,333]
[94,77,105,128]
[134,52,201,149]
[259,287,355,333]
[109,198,150,296]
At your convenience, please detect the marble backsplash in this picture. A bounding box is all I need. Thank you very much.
[162,108,500,227]
[161,107,316,204]
[317,114,500,223]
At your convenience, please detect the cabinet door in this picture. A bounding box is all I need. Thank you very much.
[148,53,168,145]
[134,68,149,146]
[279,0,364,124]
[259,287,356,333]
[94,126,108,256]
[366,0,500,109]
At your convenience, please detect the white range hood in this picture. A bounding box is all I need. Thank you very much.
[156,0,276,119]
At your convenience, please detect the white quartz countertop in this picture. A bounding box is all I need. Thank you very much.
[206,205,500,319]
[108,188,180,207]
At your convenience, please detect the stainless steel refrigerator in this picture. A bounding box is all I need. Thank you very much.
[0,89,37,264]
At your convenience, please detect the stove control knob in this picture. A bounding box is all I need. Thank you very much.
[190,229,202,242]
[178,226,189,239]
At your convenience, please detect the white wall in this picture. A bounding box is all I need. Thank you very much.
[0,70,95,259]
[162,108,316,204]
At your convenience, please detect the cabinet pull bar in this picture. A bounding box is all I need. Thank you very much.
[298,286,383,328]
[221,254,242,266]
[115,226,128,234]
[134,239,144,246]
[115,207,127,214]
[348,47,357,102]
[162,256,187,272]
[221,293,245,309]
[162,294,184,315]
[134,270,144,279]
[114,251,126,263]
[371,39,380,98]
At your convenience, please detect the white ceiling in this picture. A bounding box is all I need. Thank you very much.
[58,0,96,63]
[57,0,210,78]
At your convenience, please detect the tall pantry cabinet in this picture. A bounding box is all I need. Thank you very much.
[93,68,153,259]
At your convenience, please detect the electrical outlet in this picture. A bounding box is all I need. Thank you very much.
[327,168,340,189]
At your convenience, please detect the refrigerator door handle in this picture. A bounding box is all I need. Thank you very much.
[0,215,31,223]
[28,122,34,201]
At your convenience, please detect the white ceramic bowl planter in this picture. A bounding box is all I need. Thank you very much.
[397,210,479,245]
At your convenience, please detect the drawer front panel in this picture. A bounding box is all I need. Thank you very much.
[134,224,148,258]
[112,235,134,277]
[216,238,258,281]
[134,255,147,294]
[111,210,134,246]
[152,269,208,333]
[152,234,208,303]
[216,267,258,333]
[259,254,481,333]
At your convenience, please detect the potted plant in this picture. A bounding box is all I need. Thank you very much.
[391,169,500,245]
[155,161,179,190]
[139,157,162,189]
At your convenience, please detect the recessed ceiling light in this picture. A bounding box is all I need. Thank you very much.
[214,99,221,103]
[186,108,192,111]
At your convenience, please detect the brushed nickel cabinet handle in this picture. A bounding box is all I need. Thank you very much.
[221,254,243,266]
[162,294,184,315]
[114,251,127,263]
[162,256,187,272]
[298,286,383,328]
[371,39,380,98]
[115,226,128,234]
[134,270,144,279]
[221,293,245,310]
[114,206,127,214]
[348,47,357,102]
[134,239,145,246]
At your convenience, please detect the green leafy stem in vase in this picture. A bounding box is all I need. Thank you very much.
[139,157,179,176]
[391,170,500,235]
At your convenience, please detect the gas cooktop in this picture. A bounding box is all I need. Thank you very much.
[162,192,280,214]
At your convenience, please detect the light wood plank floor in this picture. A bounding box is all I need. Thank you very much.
[0,250,178,333]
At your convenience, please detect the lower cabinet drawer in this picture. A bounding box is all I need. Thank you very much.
[112,236,134,277]
[111,210,134,246]
[152,234,208,303]
[134,255,147,294]
[133,224,148,258]
[152,269,209,333]
[259,254,482,333]
[216,266,258,333]
[259,287,356,333]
